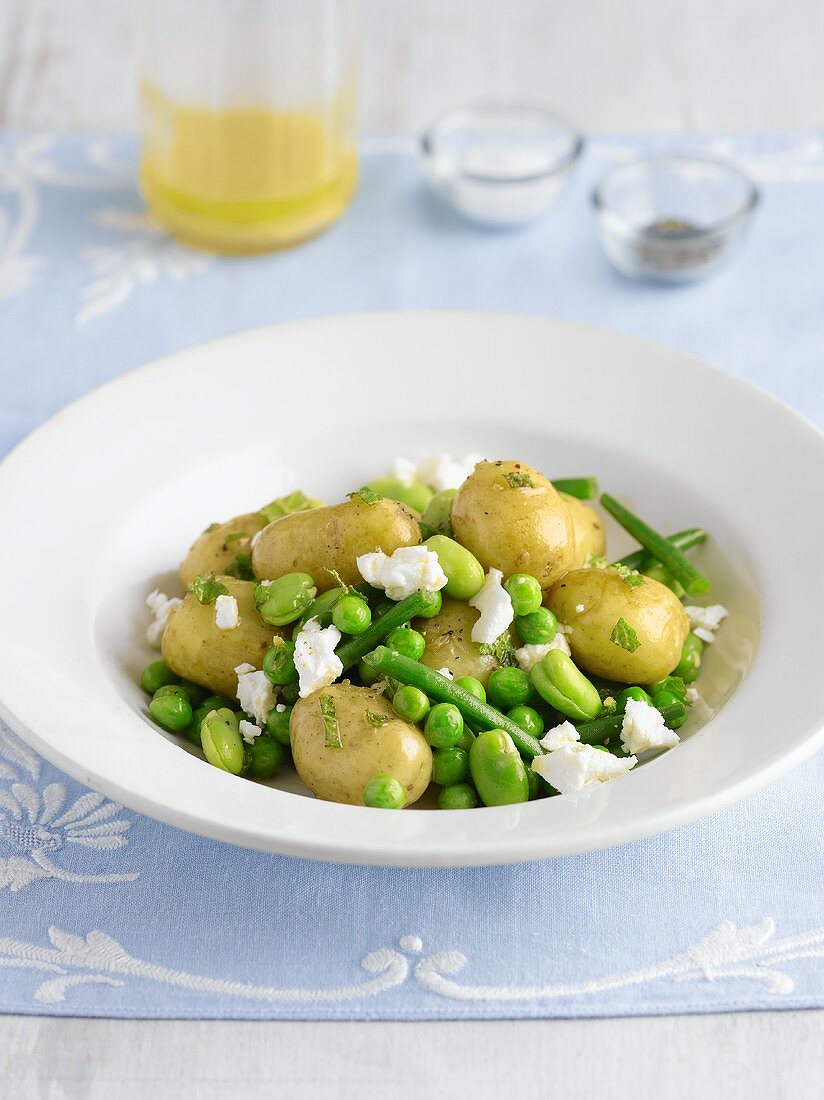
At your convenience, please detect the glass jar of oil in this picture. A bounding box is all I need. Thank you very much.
[135,0,358,254]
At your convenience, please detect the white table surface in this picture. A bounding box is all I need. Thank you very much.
[1,1,822,1095]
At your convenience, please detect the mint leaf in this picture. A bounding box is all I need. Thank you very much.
[503,471,533,489]
[320,694,342,748]
[191,572,228,605]
[365,709,388,728]
[225,553,255,581]
[224,531,247,544]
[585,556,644,589]
[259,490,323,524]
[610,618,641,653]
[349,486,383,506]
[478,632,518,667]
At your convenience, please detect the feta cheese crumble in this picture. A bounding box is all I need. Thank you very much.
[389,453,484,493]
[293,618,343,698]
[620,697,680,754]
[214,594,240,630]
[357,545,447,601]
[514,634,571,671]
[234,663,275,726]
[575,603,585,614]
[239,719,263,745]
[469,568,515,644]
[389,456,418,487]
[684,687,700,706]
[539,720,581,752]
[437,667,454,680]
[532,743,636,794]
[684,604,728,644]
[145,589,182,648]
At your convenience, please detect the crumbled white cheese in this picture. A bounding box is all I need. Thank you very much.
[293,618,343,698]
[389,456,418,487]
[469,568,515,644]
[412,453,484,493]
[514,633,571,671]
[685,687,700,706]
[258,579,272,587]
[684,604,728,644]
[357,545,448,601]
[539,720,581,752]
[437,667,454,680]
[145,589,182,648]
[234,663,275,726]
[532,743,636,794]
[214,594,240,630]
[275,703,287,714]
[620,698,680,754]
[239,719,263,745]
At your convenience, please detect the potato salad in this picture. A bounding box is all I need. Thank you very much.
[139,457,727,809]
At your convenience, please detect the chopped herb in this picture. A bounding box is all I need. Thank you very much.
[252,581,271,609]
[584,555,644,589]
[610,618,641,653]
[191,572,228,605]
[259,490,323,524]
[652,675,687,700]
[478,632,518,667]
[503,471,534,489]
[349,486,383,506]
[365,709,389,728]
[618,568,645,590]
[224,531,247,544]
[320,694,342,748]
[226,552,255,581]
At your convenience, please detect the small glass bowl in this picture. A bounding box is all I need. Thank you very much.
[420,104,583,227]
[593,156,759,282]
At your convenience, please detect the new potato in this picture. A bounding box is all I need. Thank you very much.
[161,576,281,698]
[252,497,420,592]
[546,569,690,683]
[414,597,507,686]
[561,494,607,569]
[451,460,575,590]
[290,683,432,806]
[179,513,266,588]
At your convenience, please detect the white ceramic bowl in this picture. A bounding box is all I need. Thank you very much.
[0,312,821,866]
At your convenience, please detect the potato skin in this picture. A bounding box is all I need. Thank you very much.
[252,497,420,592]
[561,494,607,570]
[451,460,575,590]
[546,569,690,684]
[290,683,432,806]
[414,597,505,686]
[161,576,281,699]
[180,513,266,589]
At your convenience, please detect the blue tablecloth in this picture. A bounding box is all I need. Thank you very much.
[1,131,822,1019]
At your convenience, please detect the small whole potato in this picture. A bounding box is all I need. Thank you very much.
[252,497,420,592]
[545,569,690,684]
[560,494,607,569]
[414,597,508,686]
[290,682,432,806]
[161,576,281,698]
[451,460,575,590]
[179,513,266,589]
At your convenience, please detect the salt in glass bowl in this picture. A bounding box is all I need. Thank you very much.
[593,155,759,282]
[420,104,583,227]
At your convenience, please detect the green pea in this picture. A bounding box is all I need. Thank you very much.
[363,774,407,809]
[255,573,317,627]
[652,689,687,727]
[415,590,442,619]
[332,594,372,635]
[674,632,704,683]
[432,746,470,786]
[293,587,346,637]
[438,782,478,810]
[178,679,209,706]
[487,667,532,710]
[469,729,530,806]
[425,703,465,748]
[506,705,545,738]
[140,660,178,695]
[455,676,486,703]
[530,649,601,722]
[263,640,299,685]
[515,607,558,645]
[617,686,652,710]
[504,573,543,616]
[153,684,191,702]
[200,708,245,775]
[424,535,485,601]
[392,685,430,724]
[266,704,293,745]
[525,766,541,800]
[246,735,286,780]
[280,682,300,705]
[386,626,426,661]
[421,489,457,538]
[149,692,193,732]
[366,478,433,514]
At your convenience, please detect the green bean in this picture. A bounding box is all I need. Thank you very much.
[140,660,178,695]
[364,774,407,809]
[438,782,478,810]
[469,729,530,806]
[336,590,441,670]
[601,496,710,595]
[576,702,686,751]
[200,708,245,774]
[255,573,317,626]
[424,535,485,600]
[530,650,601,722]
[643,561,686,599]
[362,647,544,758]
[616,527,707,572]
[551,477,599,500]
[650,690,687,727]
